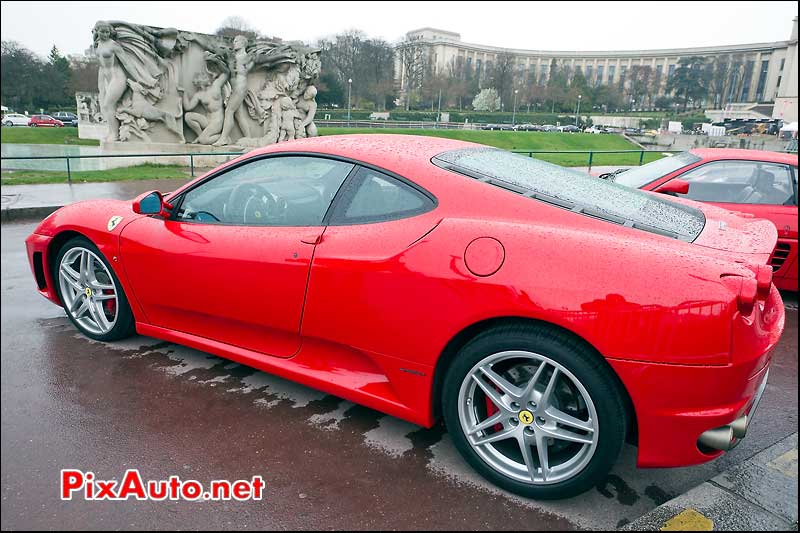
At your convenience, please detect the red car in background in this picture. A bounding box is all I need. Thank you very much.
[25,136,784,499]
[613,149,798,291]
[28,114,64,127]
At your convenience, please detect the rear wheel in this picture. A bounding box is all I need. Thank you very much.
[54,237,135,341]
[442,323,627,499]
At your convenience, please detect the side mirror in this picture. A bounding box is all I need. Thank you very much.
[655,179,690,196]
[132,190,172,216]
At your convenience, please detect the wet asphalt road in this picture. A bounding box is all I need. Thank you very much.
[1,220,797,530]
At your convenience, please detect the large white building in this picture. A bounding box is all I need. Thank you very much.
[396,18,798,122]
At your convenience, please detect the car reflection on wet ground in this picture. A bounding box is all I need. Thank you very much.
[1,220,797,530]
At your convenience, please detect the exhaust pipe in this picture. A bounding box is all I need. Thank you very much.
[698,426,735,451]
[730,415,748,438]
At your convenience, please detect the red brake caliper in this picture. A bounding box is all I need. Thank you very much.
[484,385,504,432]
[102,290,116,316]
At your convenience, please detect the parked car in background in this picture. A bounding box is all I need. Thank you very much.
[51,112,79,127]
[585,125,607,134]
[515,123,541,132]
[26,135,785,500]
[1,113,30,127]
[559,125,581,133]
[541,124,558,132]
[613,148,798,291]
[28,115,64,127]
[623,127,643,135]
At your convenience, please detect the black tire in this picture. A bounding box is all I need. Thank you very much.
[53,236,136,341]
[442,322,628,500]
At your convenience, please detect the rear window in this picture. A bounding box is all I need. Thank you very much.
[614,151,701,188]
[433,147,706,242]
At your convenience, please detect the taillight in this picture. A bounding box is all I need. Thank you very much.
[721,274,758,317]
[738,277,758,316]
[754,264,772,301]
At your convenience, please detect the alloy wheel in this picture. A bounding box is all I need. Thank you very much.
[458,350,599,485]
[58,247,119,336]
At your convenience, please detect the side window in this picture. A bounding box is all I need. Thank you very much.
[332,167,435,224]
[175,156,354,226]
[677,161,795,205]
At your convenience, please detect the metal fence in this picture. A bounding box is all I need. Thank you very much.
[1,148,682,184]
[0,151,244,183]
[317,120,474,130]
[511,149,684,171]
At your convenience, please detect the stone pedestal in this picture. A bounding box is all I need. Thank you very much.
[98,141,247,170]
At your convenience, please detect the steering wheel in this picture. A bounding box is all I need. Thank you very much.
[225,183,277,224]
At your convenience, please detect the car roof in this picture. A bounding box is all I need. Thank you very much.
[247,134,480,170]
[689,148,798,166]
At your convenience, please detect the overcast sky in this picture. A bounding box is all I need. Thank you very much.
[1,0,797,58]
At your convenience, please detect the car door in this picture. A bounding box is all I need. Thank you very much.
[120,155,355,358]
[301,165,441,359]
[668,160,798,285]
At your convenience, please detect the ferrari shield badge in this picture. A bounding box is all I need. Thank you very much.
[107,216,124,231]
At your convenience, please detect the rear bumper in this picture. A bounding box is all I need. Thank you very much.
[610,283,783,468]
[697,367,769,451]
[610,353,773,467]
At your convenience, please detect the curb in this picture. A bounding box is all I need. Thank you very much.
[1,205,62,223]
[622,433,798,531]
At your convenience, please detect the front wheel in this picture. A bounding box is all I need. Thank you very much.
[442,323,628,500]
[30,123,37,127]
[54,236,136,341]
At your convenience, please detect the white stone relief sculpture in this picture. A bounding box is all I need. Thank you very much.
[90,20,321,147]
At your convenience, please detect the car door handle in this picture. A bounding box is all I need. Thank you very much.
[300,233,323,245]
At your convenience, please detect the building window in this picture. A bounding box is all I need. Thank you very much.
[586,65,593,83]
[655,64,663,91]
[608,65,616,83]
[755,60,769,101]
[740,60,755,102]
[668,64,676,79]
[596,65,604,86]
[540,64,548,85]
[780,58,785,71]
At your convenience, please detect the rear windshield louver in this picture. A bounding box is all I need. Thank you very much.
[769,242,792,271]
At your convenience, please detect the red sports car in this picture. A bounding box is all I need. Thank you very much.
[28,114,64,127]
[612,149,798,291]
[25,135,784,499]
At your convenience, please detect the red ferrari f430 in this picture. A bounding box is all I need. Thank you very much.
[26,135,785,499]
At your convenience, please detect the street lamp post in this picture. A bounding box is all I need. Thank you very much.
[630,97,635,112]
[512,89,519,126]
[575,94,582,127]
[347,78,352,122]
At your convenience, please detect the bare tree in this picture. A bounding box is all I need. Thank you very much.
[215,16,261,40]
[396,39,426,110]
[491,51,516,110]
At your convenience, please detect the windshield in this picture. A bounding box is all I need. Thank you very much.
[614,151,701,188]
[433,147,706,242]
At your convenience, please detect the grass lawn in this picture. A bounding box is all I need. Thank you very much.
[317,128,665,166]
[1,163,189,185]
[0,126,99,146]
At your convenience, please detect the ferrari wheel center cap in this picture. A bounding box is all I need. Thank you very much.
[84,287,93,297]
[519,410,534,425]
